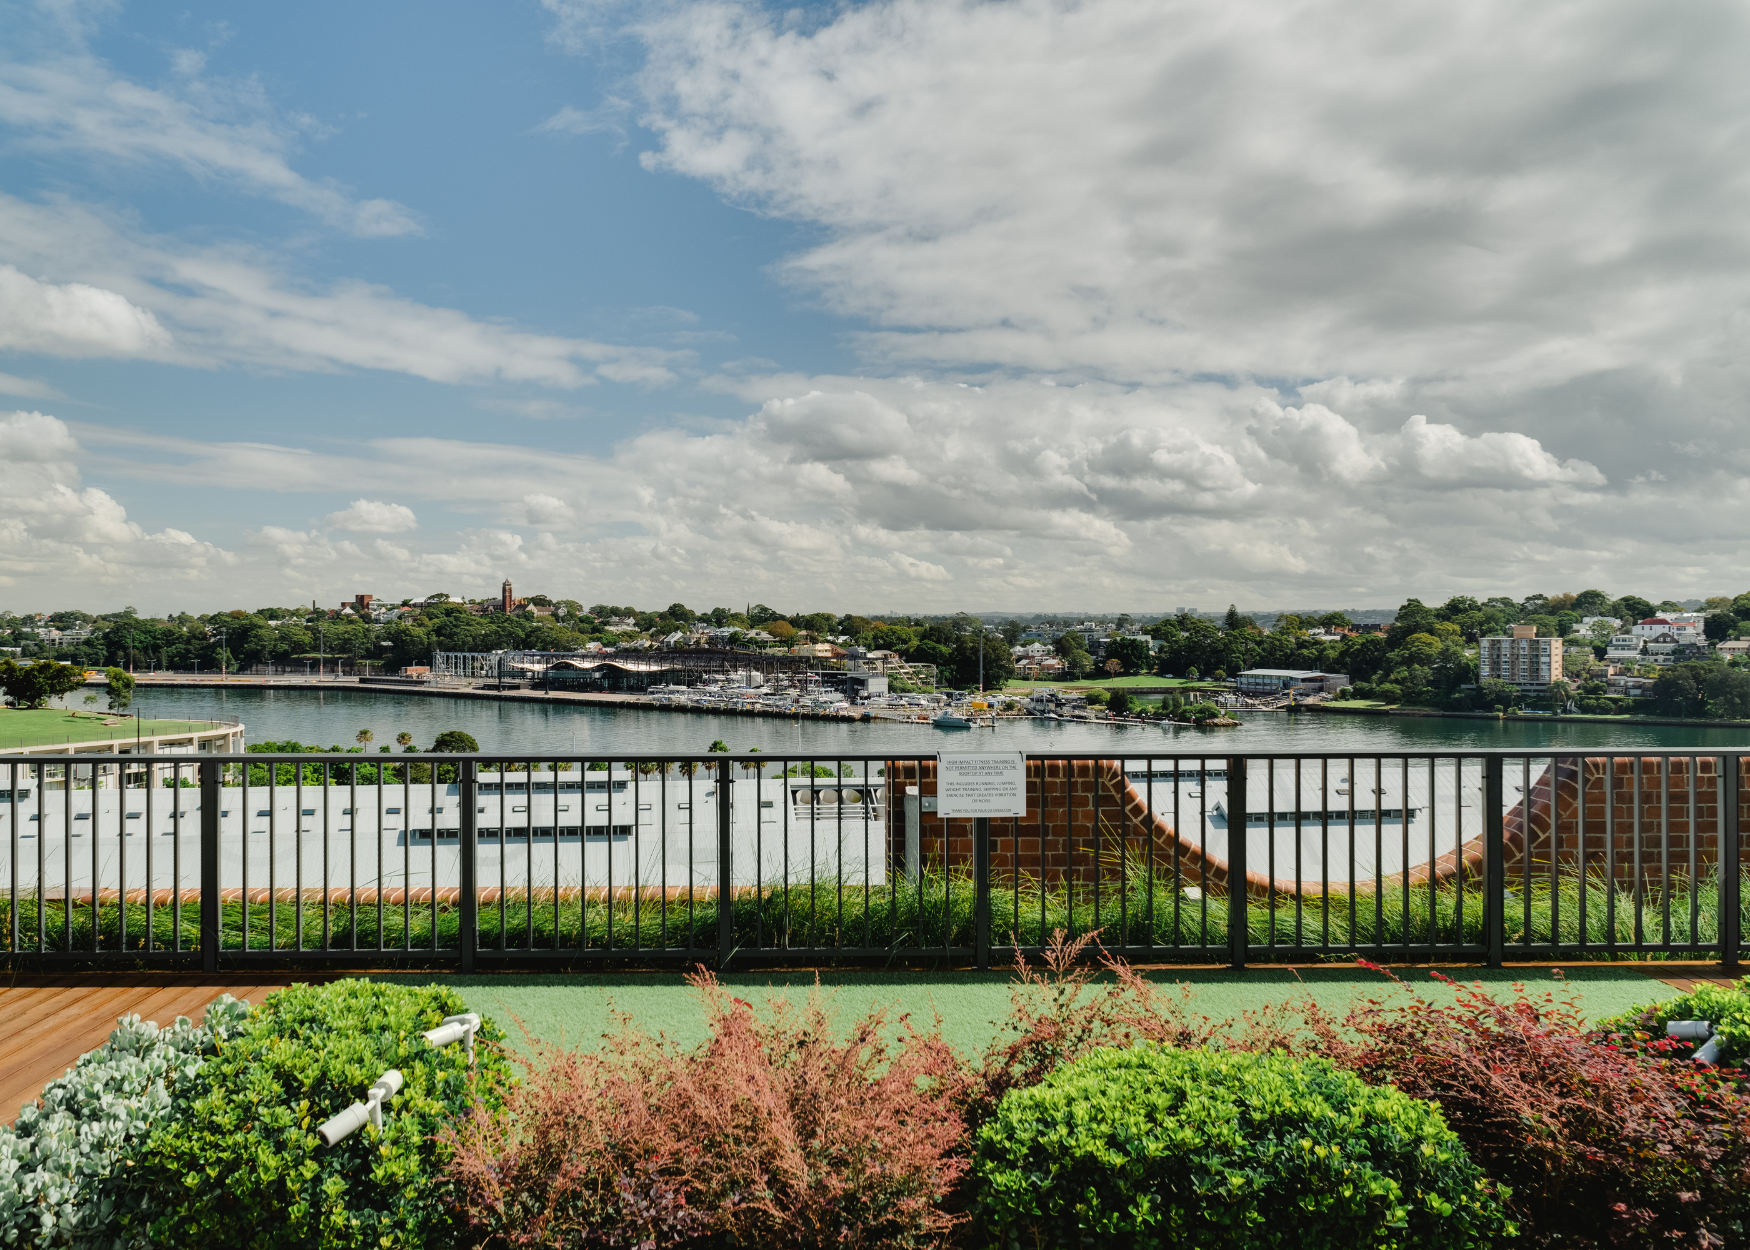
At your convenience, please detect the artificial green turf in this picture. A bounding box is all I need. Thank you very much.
[370,963,1682,1058]
[0,708,220,749]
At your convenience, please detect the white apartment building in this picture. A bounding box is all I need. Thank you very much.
[1605,634,1644,663]
[1479,624,1563,691]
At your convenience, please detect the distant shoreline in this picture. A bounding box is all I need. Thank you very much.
[1304,702,1750,731]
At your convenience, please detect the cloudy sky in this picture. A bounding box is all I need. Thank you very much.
[2,0,1746,615]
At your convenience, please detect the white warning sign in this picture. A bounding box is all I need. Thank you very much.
[936,751,1027,818]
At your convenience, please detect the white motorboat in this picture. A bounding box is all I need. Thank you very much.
[933,711,973,728]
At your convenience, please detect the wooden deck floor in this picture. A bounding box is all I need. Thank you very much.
[0,973,339,1124]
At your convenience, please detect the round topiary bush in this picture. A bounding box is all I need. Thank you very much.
[973,1045,1510,1250]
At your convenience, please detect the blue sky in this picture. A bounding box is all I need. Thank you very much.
[3,0,1748,613]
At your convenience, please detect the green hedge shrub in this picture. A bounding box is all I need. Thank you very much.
[0,999,250,1250]
[973,1045,1510,1250]
[117,980,508,1250]
[1597,977,1750,1064]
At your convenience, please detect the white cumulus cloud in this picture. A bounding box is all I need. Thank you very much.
[325,499,418,534]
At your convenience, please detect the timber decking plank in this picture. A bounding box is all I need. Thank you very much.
[0,984,218,1120]
[1,977,320,1122]
[0,985,150,1071]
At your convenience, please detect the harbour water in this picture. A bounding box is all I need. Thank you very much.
[96,685,1750,756]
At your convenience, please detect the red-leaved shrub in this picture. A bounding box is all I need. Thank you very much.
[442,971,968,1249]
[1321,962,1750,1249]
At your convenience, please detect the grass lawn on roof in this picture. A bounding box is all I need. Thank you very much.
[377,963,1679,1059]
[0,708,219,750]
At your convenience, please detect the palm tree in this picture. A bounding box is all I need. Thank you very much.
[396,731,414,750]
[356,729,373,749]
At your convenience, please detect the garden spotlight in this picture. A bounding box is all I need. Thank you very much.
[423,1012,481,1066]
[1666,1019,1722,1064]
[316,1069,404,1146]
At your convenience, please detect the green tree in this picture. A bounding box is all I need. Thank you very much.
[1612,595,1655,623]
[1547,679,1573,714]
[1107,689,1133,716]
[356,729,374,750]
[1385,599,1440,649]
[708,739,729,752]
[1222,604,1246,632]
[1651,665,1704,717]
[0,658,86,708]
[1705,666,1750,719]
[1103,636,1153,676]
[1571,589,1613,615]
[104,666,135,713]
[430,730,479,752]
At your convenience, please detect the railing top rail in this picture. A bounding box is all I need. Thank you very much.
[105,747,1750,764]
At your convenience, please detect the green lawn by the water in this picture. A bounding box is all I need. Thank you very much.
[0,709,219,750]
[1002,676,1210,691]
[371,964,1682,1059]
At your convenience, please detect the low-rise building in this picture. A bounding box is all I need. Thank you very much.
[1605,634,1643,662]
[1479,625,1562,691]
[1717,639,1750,660]
[1234,668,1342,694]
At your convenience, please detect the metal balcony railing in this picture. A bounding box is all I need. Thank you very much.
[1,750,1743,969]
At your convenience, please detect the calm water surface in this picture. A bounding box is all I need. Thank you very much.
[92,686,1750,757]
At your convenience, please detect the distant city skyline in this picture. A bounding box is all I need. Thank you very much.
[4,1,1748,613]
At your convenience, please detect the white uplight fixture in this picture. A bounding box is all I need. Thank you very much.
[317,1069,404,1147]
[1667,1019,1723,1065]
[423,1012,481,1066]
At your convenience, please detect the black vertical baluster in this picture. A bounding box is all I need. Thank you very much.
[8,761,17,958]
[656,763,666,953]
[460,758,477,971]
[606,759,616,953]
[865,763,875,954]
[1319,757,1329,950]
[1226,756,1247,969]
[1576,754,1588,951]
[1520,758,1531,948]
[716,756,733,968]
[525,759,534,950]
[376,753,384,955]
[1293,758,1304,949]
[89,761,98,955]
[294,759,303,952]
[1661,756,1671,948]
[1605,755,1617,953]
[1371,758,1382,952]
[145,760,155,955]
[809,758,819,953]
[198,759,218,973]
[1170,758,1181,949]
[496,760,506,952]
[1721,755,1741,968]
[1554,756,1568,952]
[1688,757,1699,949]
[1425,757,1435,949]
[835,757,847,958]
[1092,752,1103,942]
[401,753,411,952]
[1345,757,1355,951]
[1401,758,1411,954]
[1265,762,1275,951]
[1484,755,1504,967]
[1198,757,1208,949]
[323,761,333,951]
[348,760,357,951]
[1145,757,1156,954]
[1632,756,1643,947]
